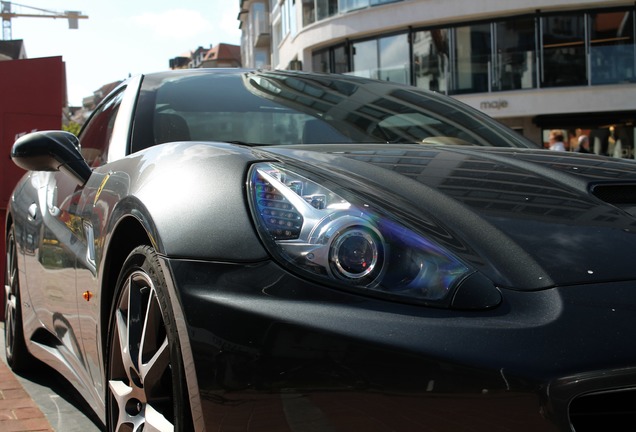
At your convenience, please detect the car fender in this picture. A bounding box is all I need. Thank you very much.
[91,141,271,262]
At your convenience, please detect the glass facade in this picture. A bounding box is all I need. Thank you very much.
[541,13,587,87]
[311,6,636,95]
[281,0,297,38]
[317,0,338,21]
[338,0,371,13]
[304,0,338,26]
[312,44,349,73]
[351,39,377,78]
[379,34,410,83]
[312,49,329,72]
[350,34,409,84]
[590,10,636,84]
[494,17,536,91]
[333,44,348,73]
[413,29,449,93]
[452,23,491,94]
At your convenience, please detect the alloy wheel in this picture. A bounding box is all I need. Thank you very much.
[4,229,18,360]
[4,227,33,371]
[108,269,175,432]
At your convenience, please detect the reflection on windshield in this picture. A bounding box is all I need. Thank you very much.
[140,70,537,149]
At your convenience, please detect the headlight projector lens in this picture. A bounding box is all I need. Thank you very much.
[330,228,382,280]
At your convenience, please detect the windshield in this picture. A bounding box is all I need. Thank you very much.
[131,70,538,152]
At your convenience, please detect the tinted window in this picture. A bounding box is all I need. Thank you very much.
[541,14,587,87]
[451,23,491,94]
[590,10,636,85]
[79,88,125,166]
[494,17,537,91]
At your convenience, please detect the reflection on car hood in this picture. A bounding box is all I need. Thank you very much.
[262,144,636,290]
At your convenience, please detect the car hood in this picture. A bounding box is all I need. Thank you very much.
[261,144,636,290]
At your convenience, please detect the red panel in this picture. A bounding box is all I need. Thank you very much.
[0,56,66,321]
[1,208,5,321]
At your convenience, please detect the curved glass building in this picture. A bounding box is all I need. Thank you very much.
[239,0,635,154]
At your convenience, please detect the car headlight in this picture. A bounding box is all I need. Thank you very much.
[248,162,477,306]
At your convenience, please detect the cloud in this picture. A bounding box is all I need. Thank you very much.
[132,9,212,40]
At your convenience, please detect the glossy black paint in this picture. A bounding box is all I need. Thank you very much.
[5,69,636,431]
[167,256,636,431]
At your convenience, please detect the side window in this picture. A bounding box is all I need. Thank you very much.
[79,88,126,167]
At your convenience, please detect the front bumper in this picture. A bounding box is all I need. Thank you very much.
[163,257,636,432]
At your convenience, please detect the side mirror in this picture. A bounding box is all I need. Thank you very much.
[11,131,92,186]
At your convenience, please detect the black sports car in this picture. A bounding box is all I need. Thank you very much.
[5,69,636,432]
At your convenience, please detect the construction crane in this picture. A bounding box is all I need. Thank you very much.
[0,1,87,40]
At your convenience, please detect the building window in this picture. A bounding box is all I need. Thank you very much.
[255,49,269,69]
[494,17,537,91]
[590,9,636,84]
[378,34,410,83]
[317,0,338,21]
[311,43,349,73]
[413,28,449,93]
[303,0,316,26]
[312,48,330,72]
[251,3,267,37]
[351,39,377,78]
[282,0,297,37]
[350,34,409,83]
[272,18,282,67]
[333,44,349,73]
[309,5,636,94]
[339,0,368,13]
[541,13,586,87]
[451,23,491,94]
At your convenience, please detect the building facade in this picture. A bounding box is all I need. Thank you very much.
[238,0,635,154]
[169,43,242,70]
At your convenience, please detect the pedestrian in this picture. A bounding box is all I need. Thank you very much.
[548,130,566,151]
[575,129,590,153]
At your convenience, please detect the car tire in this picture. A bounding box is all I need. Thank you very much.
[106,245,192,432]
[4,226,35,372]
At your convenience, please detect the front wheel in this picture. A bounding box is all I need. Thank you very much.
[106,245,191,432]
[4,226,35,372]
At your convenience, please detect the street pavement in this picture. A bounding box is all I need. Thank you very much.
[0,322,102,431]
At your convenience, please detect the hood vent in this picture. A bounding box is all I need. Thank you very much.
[591,184,636,217]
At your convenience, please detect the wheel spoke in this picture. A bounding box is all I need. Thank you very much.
[127,273,146,372]
[108,380,135,432]
[140,337,169,389]
[115,304,136,381]
[139,287,169,384]
[144,404,175,432]
[4,299,14,357]
[6,235,15,293]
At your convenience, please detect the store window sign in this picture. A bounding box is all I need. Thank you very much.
[480,99,509,110]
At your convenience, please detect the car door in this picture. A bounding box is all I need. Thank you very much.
[21,88,127,384]
[72,86,130,398]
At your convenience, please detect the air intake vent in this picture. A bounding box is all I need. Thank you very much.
[591,184,636,217]
[570,388,636,431]
[591,184,636,204]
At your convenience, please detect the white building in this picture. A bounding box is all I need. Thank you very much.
[239,0,635,154]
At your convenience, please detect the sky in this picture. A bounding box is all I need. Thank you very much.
[9,1,242,106]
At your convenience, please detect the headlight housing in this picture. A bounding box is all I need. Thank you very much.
[247,162,475,306]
